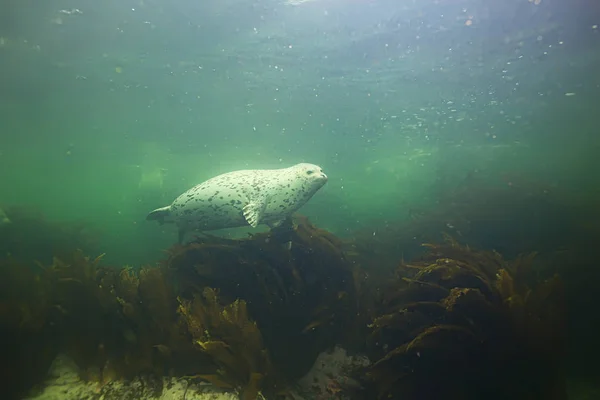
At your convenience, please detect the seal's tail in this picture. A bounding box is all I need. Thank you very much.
[146,206,172,225]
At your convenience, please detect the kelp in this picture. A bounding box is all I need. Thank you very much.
[0,207,571,400]
[178,287,283,399]
[166,215,359,381]
[0,214,362,399]
[0,251,194,397]
[354,237,567,400]
[0,255,58,400]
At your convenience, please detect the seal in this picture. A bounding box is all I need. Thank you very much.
[146,163,328,243]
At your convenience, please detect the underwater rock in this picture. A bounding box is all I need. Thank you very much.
[24,355,240,400]
[290,346,370,400]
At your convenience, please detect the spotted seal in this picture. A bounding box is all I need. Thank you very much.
[146,163,327,242]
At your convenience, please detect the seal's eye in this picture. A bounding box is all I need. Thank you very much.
[306,170,314,175]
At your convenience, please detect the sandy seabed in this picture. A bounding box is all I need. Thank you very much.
[24,347,369,400]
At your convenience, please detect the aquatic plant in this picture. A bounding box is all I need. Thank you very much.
[354,236,567,400]
[178,287,283,399]
[0,248,186,397]
[0,212,363,399]
[3,202,569,400]
[166,215,359,383]
[0,255,58,399]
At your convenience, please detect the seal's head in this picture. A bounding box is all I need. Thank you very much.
[290,163,328,195]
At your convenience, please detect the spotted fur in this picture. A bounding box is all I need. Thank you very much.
[147,163,327,241]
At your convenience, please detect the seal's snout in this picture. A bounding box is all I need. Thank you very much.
[315,165,327,180]
[315,167,327,183]
[301,163,327,186]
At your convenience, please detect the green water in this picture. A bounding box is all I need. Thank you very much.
[1,0,598,267]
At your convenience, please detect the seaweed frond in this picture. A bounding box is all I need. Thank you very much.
[178,287,283,399]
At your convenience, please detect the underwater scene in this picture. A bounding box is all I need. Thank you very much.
[1,0,599,399]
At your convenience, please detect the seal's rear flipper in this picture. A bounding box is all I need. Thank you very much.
[146,206,172,225]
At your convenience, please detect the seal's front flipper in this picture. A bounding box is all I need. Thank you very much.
[243,197,268,227]
[146,206,172,225]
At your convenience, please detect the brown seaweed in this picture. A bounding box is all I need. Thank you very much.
[178,287,284,399]
[166,215,359,381]
[0,206,572,400]
[0,213,364,399]
[355,238,567,400]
